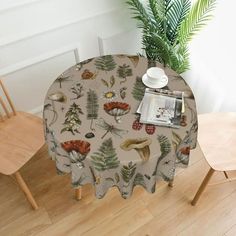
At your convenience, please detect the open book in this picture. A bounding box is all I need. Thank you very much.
[137,88,184,128]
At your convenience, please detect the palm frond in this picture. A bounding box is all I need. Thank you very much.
[178,0,216,45]
[166,0,191,44]
[148,0,160,23]
[126,0,216,74]
[126,0,152,27]
[157,0,173,35]
[156,0,173,18]
[143,33,171,65]
[147,0,164,34]
[175,44,190,73]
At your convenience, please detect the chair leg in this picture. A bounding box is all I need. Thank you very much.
[14,171,39,210]
[168,180,174,187]
[191,168,215,206]
[223,171,229,179]
[75,187,82,201]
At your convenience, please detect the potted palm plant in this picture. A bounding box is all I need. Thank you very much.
[127,0,216,73]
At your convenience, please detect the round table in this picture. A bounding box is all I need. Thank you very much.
[43,55,198,199]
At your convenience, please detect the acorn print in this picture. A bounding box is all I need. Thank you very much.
[145,124,156,135]
[132,119,143,130]
[85,132,95,139]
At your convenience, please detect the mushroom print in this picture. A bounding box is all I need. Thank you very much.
[48,91,67,103]
[48,91,67,126]
[120,138,152,162]
[103,102,131,123]
[61,140,90,168]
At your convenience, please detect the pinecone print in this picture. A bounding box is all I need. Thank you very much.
[145,124,156,135]
[132,119,143,130]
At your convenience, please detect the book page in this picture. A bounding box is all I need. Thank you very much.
[148,95,176,123]
[138,89,183,128]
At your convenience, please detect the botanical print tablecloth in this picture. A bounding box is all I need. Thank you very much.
[43,55,198,199]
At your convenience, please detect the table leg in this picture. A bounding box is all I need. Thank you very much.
[223,171,229,179]
[75,187,82,201]
[191,168,215,206]
[14,171,39,210]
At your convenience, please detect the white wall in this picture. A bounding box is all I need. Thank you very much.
[183,0,236,113]
[0,0,141,114]
[0,0,235,114]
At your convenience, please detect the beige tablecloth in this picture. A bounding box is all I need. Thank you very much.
[43,55,198,199]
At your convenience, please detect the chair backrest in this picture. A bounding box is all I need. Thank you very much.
[0,79,16,121]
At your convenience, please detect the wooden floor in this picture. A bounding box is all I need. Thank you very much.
[1,144,236,236]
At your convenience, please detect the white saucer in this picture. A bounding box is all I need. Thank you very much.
[142,73,168,88]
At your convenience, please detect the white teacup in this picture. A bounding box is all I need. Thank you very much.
[142,67,169,88]
[146,67,168,86]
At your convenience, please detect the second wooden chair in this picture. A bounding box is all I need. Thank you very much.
[0,79,45,210]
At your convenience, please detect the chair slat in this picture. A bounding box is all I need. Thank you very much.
[0,96,10,118]
[0,80,16,115]
[0,111,4,121]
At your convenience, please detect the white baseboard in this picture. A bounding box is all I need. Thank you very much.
[29,105,43,116]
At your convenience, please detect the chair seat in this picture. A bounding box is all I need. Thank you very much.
[198,112,236,171]
[0,111,45,175]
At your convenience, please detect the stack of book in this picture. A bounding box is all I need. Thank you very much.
[137,88,185,128]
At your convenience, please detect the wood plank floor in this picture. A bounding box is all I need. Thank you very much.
[1,143,236,236]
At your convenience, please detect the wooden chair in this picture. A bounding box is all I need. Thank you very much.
[0,79,44,210]
[191,113,236,205]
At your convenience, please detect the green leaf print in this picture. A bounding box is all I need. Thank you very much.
[86,89,99,130]
[121,161,136,183]
[132,76,146,101]
[95,55,116,72]
[133,173,146,188]
[61,102,83,135]
[160,172,172,182]
[117,64,132,84]
[91,138,120,171]
[153,135,172,176]
[159,135,172,157]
